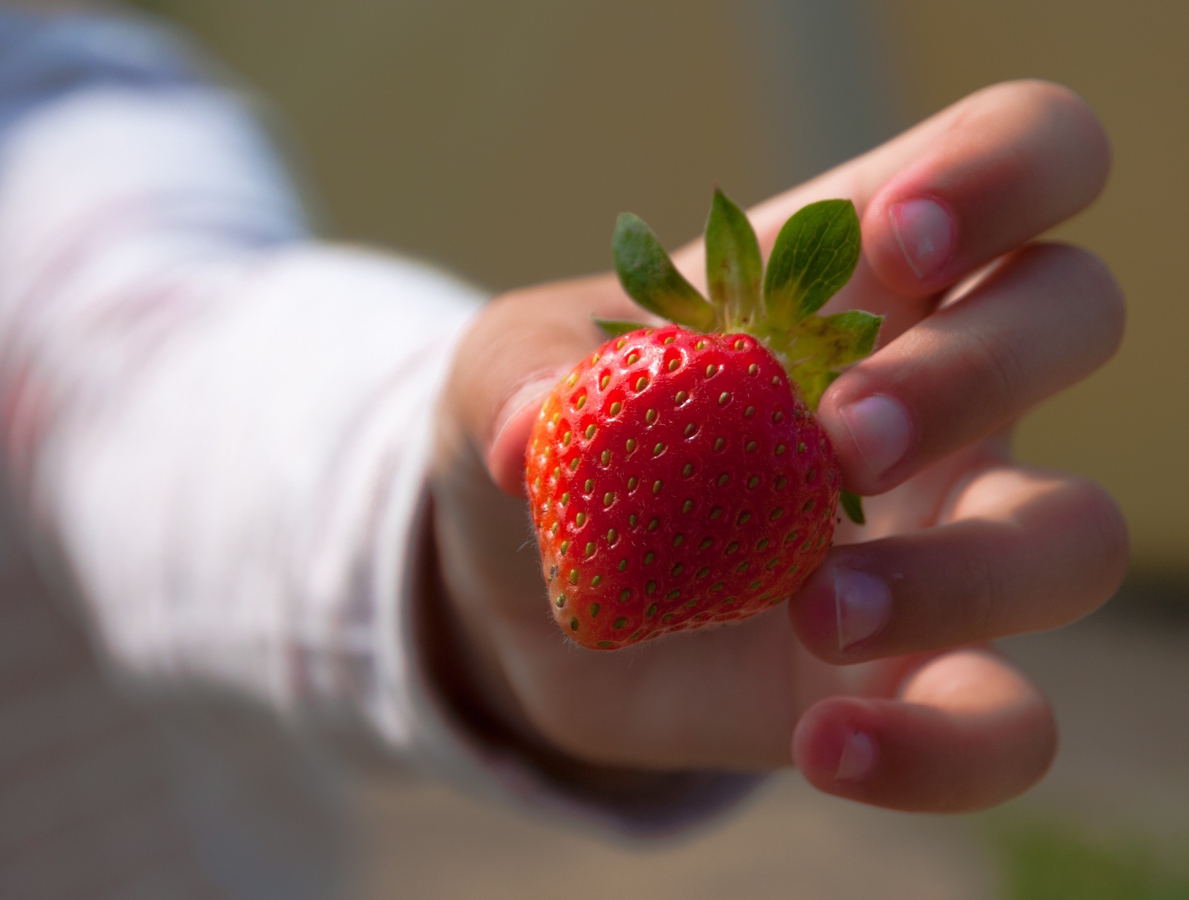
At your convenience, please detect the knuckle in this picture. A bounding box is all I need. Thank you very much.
[1070,247,1127,358]
[994,79,1111,197]
[966,533,1013,639]
[1014,79,1109,154]
[966,322,1026,423]
[1014,78,1089,118]
[1030,243,1126,363]
[1066,478,1131,598]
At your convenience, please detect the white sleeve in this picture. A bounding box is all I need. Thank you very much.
[0,80,482,756]
[0,11,760,836]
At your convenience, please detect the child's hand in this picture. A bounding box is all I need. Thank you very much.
[431,80,1127,812]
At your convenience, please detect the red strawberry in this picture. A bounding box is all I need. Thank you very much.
[526,191,881,649]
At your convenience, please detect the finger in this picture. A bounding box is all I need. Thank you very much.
[860,81,1109,297]
[441,274,634,496]
[794,649,1056,812]
[789,465,1129,664]
[673,80,1109,340]
[817,242,1124,494]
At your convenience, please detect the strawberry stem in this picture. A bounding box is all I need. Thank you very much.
[611,191,885,413]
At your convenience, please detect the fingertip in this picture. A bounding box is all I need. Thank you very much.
[859,78,1112,298]
[1019,79,1112,187]
[794,652,1058,812]
[862,187,958,296]
[485,377,560,496]
[865,193,959,293]
[793,698,881,795]
[817,387,916,495]
[790,560,893,662]
[788,564,839,655]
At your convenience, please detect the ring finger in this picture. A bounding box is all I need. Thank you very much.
[789,462,1129,664]
[817,241,1124,496]
[794,648,1057,812]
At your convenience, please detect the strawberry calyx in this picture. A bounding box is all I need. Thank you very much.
[601,189,883,524]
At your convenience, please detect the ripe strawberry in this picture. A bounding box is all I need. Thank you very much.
[526,191,881,649]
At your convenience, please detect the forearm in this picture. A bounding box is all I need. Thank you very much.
[0,9,479,742]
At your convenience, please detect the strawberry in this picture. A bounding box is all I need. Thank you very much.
[526,191,881,649]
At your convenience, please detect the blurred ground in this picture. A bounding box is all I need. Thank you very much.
[5,520,1185,897]
[343,595,1189,899]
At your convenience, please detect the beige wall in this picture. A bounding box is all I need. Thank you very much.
[143,0,797,287]
[136,0,1187,573]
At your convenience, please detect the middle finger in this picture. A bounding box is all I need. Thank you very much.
[817,241,1124,496]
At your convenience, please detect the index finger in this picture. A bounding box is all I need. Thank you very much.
[675,79,1109,337]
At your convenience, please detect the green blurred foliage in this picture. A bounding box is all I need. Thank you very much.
[996,818,1189,900]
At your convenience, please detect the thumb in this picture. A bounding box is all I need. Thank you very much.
[447,273,639,496]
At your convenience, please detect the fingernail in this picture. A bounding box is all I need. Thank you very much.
[485,375,564,492]
[489,377,561,455]
[834,568,891,650]
[835,730,877,782]
[890,198,956,279]
[838,394,912,480]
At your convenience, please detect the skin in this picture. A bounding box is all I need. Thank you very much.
[430,80,1129,813]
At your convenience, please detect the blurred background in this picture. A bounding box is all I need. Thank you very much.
[108,0,1189,896]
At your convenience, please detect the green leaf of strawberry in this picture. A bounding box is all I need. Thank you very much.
[528,191,881,650]
[839,489,866,526]
[612,213,717,331]
[706,187,763,328]
[763,199,862,327]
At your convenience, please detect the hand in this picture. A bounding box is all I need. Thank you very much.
[430,80,1127,813]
